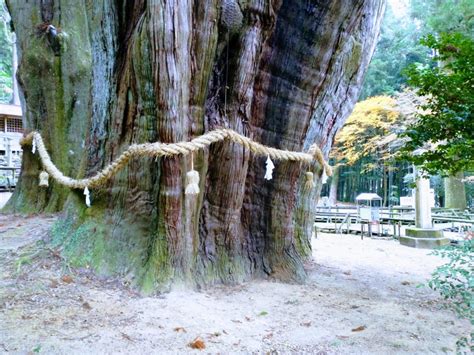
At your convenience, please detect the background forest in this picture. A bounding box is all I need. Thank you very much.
[0,1,13,103]
[323,0,474,209]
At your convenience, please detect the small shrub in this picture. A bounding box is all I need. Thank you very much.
[428,236,473,352]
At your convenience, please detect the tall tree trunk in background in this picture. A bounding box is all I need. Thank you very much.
[11,34,20,105]
[328,164,340,205]
[6,0,384,291]
[444,172,467,210]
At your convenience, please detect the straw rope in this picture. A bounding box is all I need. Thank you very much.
[21,129,332,190]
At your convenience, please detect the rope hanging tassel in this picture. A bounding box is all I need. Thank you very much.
[264,155,274,180]
[38,171,49,187]
[185,152,200,195]
[304,171,315,191]
[20,129,332,195]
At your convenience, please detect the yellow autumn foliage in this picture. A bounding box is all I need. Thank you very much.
[332,96,400,165]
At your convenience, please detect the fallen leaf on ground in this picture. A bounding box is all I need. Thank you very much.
[337,335,350,339]
[174,327,186,333]
[401,281,410,285]
[50,279,58,288]
[350,305,359,309]
[343,271,352,275]
[50,249,62,259]
[188,337,206,350]
[82,302,92,310]
[352,325,366,332]
[121,332,133,342]
[61,275,73,284]
[300,321,312,327]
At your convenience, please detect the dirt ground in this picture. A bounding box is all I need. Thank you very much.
[0,214,470,354]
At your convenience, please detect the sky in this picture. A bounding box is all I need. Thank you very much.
[388,0,410,18]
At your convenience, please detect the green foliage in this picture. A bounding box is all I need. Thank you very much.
[428,238,474,351]
[410,0,474,38]
[360,4,428,99]
[361,0,474,100]
[0,0,12,103]
[400,33,474,174]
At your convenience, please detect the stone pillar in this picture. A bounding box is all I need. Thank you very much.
[400,168,449,249]
[415,174,432,229]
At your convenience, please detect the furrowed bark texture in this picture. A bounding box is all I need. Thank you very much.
[6,0,385,291]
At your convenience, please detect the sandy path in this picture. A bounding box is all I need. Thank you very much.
[0,193,12,210]
[0,214,470,354]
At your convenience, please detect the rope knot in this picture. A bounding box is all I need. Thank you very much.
[307,144,332,177]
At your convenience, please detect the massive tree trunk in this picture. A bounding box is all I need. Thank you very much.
[6,0,384,291]
[444,172,467,210]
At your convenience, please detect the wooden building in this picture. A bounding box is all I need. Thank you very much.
[0,103,23,188]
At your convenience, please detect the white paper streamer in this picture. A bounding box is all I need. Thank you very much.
[264,155,275,180]
[321,171,328,184]
[84,186,91,207]
[32,139,36,154]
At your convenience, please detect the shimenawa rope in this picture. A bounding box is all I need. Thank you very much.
[21,129,332,205]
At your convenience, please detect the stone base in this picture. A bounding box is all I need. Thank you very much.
[400,228,450,249]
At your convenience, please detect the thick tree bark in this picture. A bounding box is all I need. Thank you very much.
[6,0,384,291]
[444,172,467,210]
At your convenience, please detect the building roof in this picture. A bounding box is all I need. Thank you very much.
[355,193,382,201]
[0,104,22,117]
